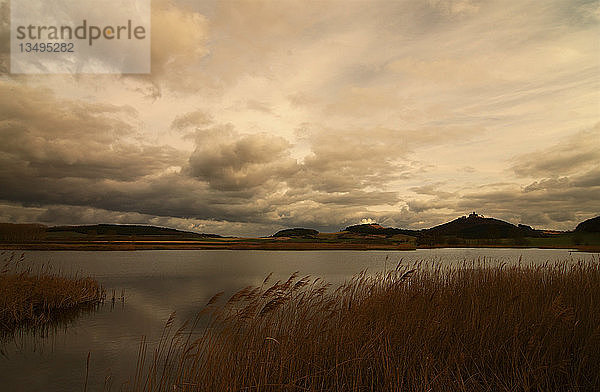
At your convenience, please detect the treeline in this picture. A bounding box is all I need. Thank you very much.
[416,234,530,247]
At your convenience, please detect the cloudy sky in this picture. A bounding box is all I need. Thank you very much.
[0,0,599,236]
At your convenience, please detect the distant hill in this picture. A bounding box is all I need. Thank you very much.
[423,212,540,239]
[272,228,319,238]
[343,213,543,241]
[575,216,600,233]
[343,224,420,237]
[47,224,221,238]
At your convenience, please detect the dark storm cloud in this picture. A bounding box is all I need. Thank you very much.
[0,86,413,232]
[0,82,184,181]
[187,126,299,191]
[1,0,598,235]
[1,79,596,234]
[0,92,404,231]
[0,172,267,224]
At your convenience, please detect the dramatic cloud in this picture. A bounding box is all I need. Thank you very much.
[148,0,210,92]
[0,81,183,181]
[0,0,598,234]
[0,1,8,73]
[511,124,600,178]
[187,126,298,191]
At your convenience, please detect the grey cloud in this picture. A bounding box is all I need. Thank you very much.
[145,0,210,93]
[512,124,600,178]
[0,93,511,234]
[458,174,600,230]
[171,110,212,130]
[1,81,596,234]
[0,93,415,231]
[187,127,299,191]
[407,163,600,230]
[571,167,600,188]
[290,125,476,196]
[0,172,261,224]
[406,183,458,213]
[407,199,450,213]
[515,211,553,227]
[426,0,482,17]
[0,1,8,73]
[410,183,455,198]
[0,82,184,181]
[294,127,413,193]
[311,191,400,206]
[547,210,576,223]
[0,201,45,224]
[1,0,598,236]
[0,202,281,237]
[522,177,570,192]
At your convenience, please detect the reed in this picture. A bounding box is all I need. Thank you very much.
[0,252,105,335]
[129,258,600,391]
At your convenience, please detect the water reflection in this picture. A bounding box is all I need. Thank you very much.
[1,301,112,354]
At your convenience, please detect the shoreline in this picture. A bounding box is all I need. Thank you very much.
[1,241,598,252]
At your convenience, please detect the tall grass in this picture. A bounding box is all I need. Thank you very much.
[128,258,600,391]
[0,252,105,335]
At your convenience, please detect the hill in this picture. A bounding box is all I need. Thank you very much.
[340,213,551,247]
[46,224,221,238]
[343,224,420,237]
[343,214,540,240]
[575,216,600,233]
[272,228,319,238]
[423,212,540,239]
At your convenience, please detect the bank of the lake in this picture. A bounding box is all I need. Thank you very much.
[2,241,599,252]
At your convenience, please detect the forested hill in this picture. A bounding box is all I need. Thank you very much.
[47,224,221,238]
[575,216,600,233]
[424,213,540,239]
[343,213,540,239]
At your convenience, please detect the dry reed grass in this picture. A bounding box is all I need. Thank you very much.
[0,252,105,335]
[128,258,599,391]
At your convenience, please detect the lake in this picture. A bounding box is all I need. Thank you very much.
[1,248,596,391]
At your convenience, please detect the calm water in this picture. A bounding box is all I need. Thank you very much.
[0,248,596,391]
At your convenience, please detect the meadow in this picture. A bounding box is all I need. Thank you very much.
[127,258,600,392]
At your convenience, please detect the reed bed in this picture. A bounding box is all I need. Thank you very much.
[129,258,600,392]
[0,252,105,335]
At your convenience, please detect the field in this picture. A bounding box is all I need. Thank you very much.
[126,258,600,391]
[0,252,105,335]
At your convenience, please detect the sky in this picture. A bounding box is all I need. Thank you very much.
[0,0,599,236]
